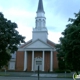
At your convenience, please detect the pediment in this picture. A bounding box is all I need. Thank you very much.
[23,39,53,49]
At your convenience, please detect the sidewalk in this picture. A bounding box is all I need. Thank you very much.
[31,72,73,78]
[0,71,73,78]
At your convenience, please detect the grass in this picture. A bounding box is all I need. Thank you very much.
[57,72,73,78]
[57,75,73,78]
[0,73,10,76]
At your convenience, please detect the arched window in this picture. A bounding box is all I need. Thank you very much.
[39,19,41,27]
[43,19,45,27]
[36,20,38,28]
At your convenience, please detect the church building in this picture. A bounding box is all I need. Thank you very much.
[8,0,58,72]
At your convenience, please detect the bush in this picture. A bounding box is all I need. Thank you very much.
[55,69,71,73]
[66,70,71,73]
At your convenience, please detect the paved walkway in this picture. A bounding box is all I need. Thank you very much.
[31,73,57,77]
[0,77,73,80]
[0,71,73,78]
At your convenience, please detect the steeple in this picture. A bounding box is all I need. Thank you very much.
[37,0,44,13]
[35,0,46,29]
[32,0,48,42]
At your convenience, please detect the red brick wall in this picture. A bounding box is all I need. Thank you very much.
[45,51,50,71]
[16,51,24,71]
[53,51,58,70]
[34,51,42,58]
[27,51,32,71]
[15,50,58,71]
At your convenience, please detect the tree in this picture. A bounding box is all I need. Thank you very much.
[55,44,65,70]
[0,12,25,68]
[60,11,80,74]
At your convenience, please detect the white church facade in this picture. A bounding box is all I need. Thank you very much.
[8,0,58,72]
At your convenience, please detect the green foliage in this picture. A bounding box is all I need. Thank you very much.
[55,44,65,70]
[0,12,25,68]
[59,11,80,75]
[55,69,71,73]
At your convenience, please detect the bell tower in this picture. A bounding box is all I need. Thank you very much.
[32,0,48,42]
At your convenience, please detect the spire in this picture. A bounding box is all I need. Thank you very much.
[37,0,44,13]
[32,0,48,42]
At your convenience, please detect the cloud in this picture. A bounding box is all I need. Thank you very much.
[48,31,62,43]
[3,7,35,19]
[44,0,80,33]
[6,8,35,17]
[16,23,32,42]
[46,11,68,32]
[0,6,3,11]
[17,22,62,44]
[51,0,80,18]
[0,7,36,29]
[1,0,76,43]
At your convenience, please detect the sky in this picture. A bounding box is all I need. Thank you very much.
[0,0,80,43]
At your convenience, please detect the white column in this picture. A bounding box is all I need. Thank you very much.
[42,51,44,71]
[32,51,34,71]
[50,51,53,71]
[24,51,27,71]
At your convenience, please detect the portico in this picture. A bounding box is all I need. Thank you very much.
[23,49,54,72]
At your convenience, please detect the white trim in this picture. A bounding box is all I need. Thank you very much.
[8,61,15,70]
[18,48,54,51]
[26,51,27,70]
[23,39,54,49]
[50,51,53,71]
[24,51,27,71]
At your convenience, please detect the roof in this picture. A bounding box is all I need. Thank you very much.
[37,0,44,13]
[19,39,32,48]
[47,39,55,47]
[19,39,55,49]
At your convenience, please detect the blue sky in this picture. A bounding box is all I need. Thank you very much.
[0,0,80,43]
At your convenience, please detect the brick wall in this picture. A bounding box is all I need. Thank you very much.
[53,51,58,70]
[16,51,24,71]
[34,51,42,58]
[45,51,50,71]
[27,51,32,71]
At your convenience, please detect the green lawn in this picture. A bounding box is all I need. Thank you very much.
[0,73,10,76]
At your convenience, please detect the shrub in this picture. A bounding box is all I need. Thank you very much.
[55,69,71,73]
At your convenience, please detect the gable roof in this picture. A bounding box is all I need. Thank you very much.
[47,39,55,47]
[18,39,56,51]
[19,39,32,48]
[23,39,54,49]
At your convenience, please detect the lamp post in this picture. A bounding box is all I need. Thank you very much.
[38,65,40,80]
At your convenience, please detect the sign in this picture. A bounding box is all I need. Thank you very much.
[36,61,42,65]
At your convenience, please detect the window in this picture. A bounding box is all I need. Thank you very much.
[11,52,16,59]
